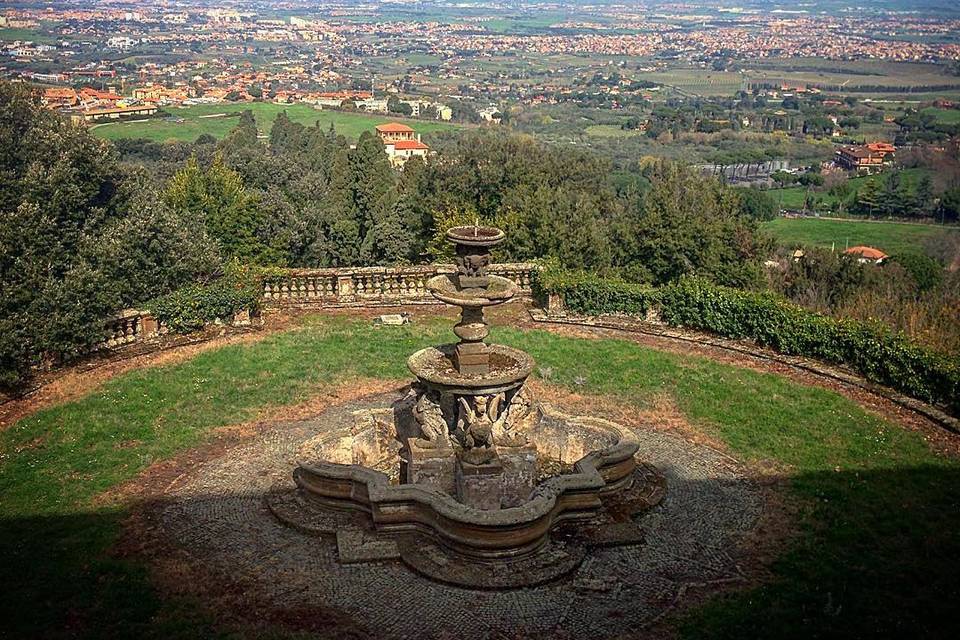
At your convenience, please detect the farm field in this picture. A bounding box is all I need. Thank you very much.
[635,60,960,98]
[766,168,932,211]
[923,106,960,124]
[91,102,458,142]
[0,27,55,43]
[584,124,644,138]
[763,216,958,255]
[634,69,744,97]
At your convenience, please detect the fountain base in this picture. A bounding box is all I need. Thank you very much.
[268,389,667,587]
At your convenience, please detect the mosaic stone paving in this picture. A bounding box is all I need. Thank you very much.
[157,394,765,638]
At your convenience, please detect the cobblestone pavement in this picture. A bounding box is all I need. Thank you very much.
[158,394,765,639]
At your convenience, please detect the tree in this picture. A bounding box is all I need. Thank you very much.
[0,82,214,389]
[388,96,413,116]
[736,187,778,221]
[351,131,407,263]
[914,175,934,217]
[323,148,362,266]
[855,180,881,217]
[218,110,258,152]
[940,186,960,223]
[165,155,278,264]
[613,161,768,288]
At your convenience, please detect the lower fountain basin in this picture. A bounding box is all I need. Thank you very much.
[286,403,642,560]
[407,343,535,395]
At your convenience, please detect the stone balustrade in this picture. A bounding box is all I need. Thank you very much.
[102,308,164,349]
[262,263,538,308]
[99,263,540,350]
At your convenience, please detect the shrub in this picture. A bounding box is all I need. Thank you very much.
[538,266,960,416]
[532,266,660,316]
[149,267,260,334]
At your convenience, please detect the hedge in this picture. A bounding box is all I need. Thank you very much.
[533,268,960,416]
[148,270,260,334]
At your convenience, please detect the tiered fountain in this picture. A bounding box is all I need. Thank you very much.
[272,226,665,587]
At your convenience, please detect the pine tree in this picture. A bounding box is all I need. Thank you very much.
[323,148,361,266]
[165,155,277,264]
[914,175,934,218]
[351,131,399,261]
[855,179,882,217]
[218,109,259,152]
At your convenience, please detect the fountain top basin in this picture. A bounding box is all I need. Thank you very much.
[408,343,534,394]
[446,225,506,248]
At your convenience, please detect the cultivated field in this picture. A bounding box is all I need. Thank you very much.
[634,69,744,97]
[766,168,932,211]
[763,216,958,255]
[91,103,458,142]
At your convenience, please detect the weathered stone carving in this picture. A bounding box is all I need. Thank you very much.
[457,395,499,464]
[412,386,449,448]
[492,387,539,446]
[283,225,654,586]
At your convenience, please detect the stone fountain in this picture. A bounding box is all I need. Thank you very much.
[270,225,666,587]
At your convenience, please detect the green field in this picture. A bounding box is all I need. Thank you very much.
[767,168,932,212]
[0,27,55,43]
[91,103,457,142]
[584,124,644,138]
[634,69,744,97]
[1,315,958,637]
[763,216,958,255]
[923,106,960,124]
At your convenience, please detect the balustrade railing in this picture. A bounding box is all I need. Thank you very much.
[101,309,164,349]
[100,264,540,350]
[261,263,538,308]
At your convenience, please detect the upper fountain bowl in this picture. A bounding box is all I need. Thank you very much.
[446,225,506,248]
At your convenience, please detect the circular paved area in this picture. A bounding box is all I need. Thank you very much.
[157,393,765,639]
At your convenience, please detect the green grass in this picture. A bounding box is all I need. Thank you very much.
[766,168,932,213]
[584,124,643,138]
[923,106,960,124]
[634,69,744,97]
[90,103,457,142]
[762,216,959,255]
[0,27,55,43]
[1,315,958,637]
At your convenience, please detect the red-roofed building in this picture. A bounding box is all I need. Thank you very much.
[376,123,428,167]
[375,122,416,143]
[844,246,888,263]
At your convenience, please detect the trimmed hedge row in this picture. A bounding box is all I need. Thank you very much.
[533,267,661,316]
[534,268,960,416]
[148,271,260,334]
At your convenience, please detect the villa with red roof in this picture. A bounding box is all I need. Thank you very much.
[375,122,429,168]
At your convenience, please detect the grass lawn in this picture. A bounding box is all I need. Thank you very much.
[1,315,958,637]
[91,103,457,142]
[762,216,959,255]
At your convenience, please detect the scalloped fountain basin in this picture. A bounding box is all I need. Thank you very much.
[291,401,639,558]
